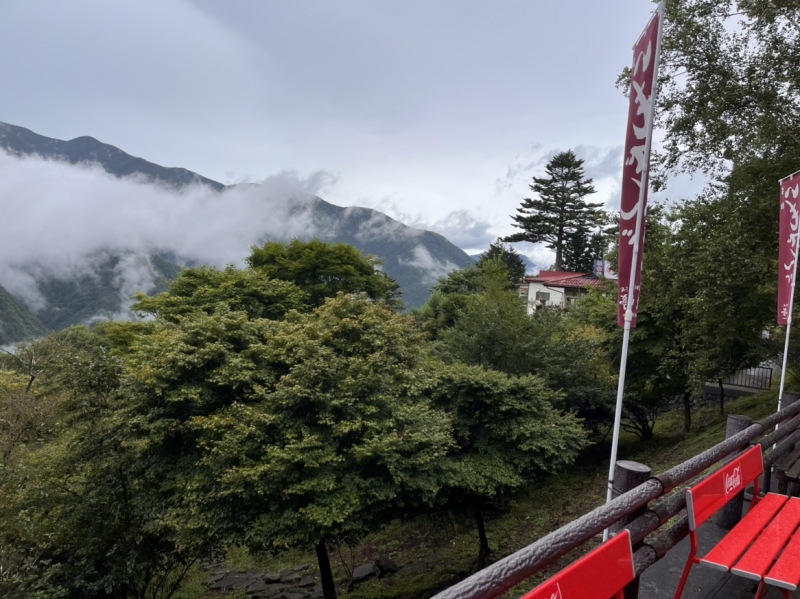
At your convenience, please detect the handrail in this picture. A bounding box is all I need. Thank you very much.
[431,399,800,599]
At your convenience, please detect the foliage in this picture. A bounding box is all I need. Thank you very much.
[477,240,527,283]
[503,150,603,270]
[421,362,588,565]
[247,239,402,309]
[133,264,309,321]
[121,294,453,598]
[415,256,520,339]
[0,330,196,599]
[653,0,800,186]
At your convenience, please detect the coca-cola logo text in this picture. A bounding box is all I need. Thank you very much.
[724,465,742,497]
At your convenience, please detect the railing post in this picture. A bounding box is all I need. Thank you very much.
[610,460,651,599]
[770,392,800,495]
[715,414,753,529]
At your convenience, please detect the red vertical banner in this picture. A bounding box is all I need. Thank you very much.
[617,10,662,327]
[778,172,800,325]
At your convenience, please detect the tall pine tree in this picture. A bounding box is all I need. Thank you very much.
[504,150,602,271]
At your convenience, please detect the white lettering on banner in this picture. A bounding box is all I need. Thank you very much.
[621,41,654,246]
[550,583,563,599]
[784,187,800,287]
[724,465,742,497]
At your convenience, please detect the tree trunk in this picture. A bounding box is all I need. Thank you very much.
[475,508,491,569]
[683,391,692,432]
[717,378,725,416]
[555,230,563,271]
[316,540,336,599]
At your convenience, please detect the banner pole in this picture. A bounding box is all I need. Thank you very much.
[603,0,665,543]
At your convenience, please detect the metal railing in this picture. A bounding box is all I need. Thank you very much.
[431,399,800,599]
[722,366,773,390]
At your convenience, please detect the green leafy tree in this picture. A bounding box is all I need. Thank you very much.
[247,239,401,308]
[0,329,196,599]
[504,150,602,270]
[133,264,309,321]
[415,256,519,339]
[436,263,614,430]
[652,0,800,186]
[121,294,453,599]
[477,240,527,283]
[422,363,588,568]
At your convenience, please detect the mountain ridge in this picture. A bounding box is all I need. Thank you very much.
[0,122,472,341]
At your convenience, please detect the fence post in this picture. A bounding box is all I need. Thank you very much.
[715,415,753,529]
[610,460,651,599]
[768,392,800,495]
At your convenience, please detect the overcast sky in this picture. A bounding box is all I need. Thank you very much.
[0,0,698,263]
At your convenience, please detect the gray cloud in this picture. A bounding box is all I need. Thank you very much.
[0,152,324,310]
[358,198,497,252]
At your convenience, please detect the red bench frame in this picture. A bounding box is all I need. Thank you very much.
[520,529,634,599]
[675,444,800,599]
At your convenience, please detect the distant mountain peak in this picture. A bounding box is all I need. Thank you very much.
[0,121,224,191]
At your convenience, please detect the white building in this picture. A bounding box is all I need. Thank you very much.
[517,271,605,313]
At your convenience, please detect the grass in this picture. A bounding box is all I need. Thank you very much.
[179,386,787,599]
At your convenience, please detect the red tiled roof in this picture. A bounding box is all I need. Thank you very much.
[525,271,607,289]
[533,271,586,280]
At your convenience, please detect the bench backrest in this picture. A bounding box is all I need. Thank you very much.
[686,444,763,531]
[520,529,634,599]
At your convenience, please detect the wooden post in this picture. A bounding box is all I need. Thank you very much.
[715,415,753,530]
[609,460,651,599]
[774,393,800,495]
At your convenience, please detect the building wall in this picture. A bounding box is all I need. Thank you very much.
[525,282,564,313]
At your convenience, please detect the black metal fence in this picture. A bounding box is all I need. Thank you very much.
[722,366,773,390]
[431,399,800,599]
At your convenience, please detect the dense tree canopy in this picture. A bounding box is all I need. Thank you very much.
[247,239,401,308]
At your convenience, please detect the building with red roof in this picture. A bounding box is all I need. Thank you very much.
[518,271,608,311]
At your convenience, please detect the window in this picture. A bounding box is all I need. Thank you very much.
[535,291,550,303]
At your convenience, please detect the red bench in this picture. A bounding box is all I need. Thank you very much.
[520,529,634,599]
[675,444,800,599]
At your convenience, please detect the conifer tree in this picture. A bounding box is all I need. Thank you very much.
[504,150,601,270]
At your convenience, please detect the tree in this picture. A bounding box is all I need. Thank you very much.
[436,263,614,431]
[132,264,309,321]
[247,239,401,308]
[0,329,197,599]
[121,294,453,599]
[415,255,521,339]
[503,150,602,270]
[561,227,594,272]
[477,240,527,283]
[652,0,800,187]
[421,363,588,568]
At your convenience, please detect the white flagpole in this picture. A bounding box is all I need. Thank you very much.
[603,0,665,543]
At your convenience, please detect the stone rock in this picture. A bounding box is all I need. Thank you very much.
[279,593,306,599]
[352,562,380,583]
[371,553,399,575]
[295,564,312,572]
[253,583,289,598]
[263,571,282,583]
[298,576,316,587]
[247,580,272,592]
[206,572,227,584]
[281,570,303,585]
[207,573,239,590]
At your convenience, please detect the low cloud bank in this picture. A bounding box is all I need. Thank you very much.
[0,152,326,310]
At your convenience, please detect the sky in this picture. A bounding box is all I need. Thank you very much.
[0,0,701,268]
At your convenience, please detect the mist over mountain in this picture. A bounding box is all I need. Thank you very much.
[0,122,471,342]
